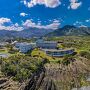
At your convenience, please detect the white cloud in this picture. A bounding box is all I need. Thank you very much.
[23,19,60,30]
[0,17,23,31]
[0,18,11,25]
[20,12,28,17]
[73,21,83,26]
[85,19,90,22]
[68,0,82,10]
[0,25,23,31]
[22,0,61,8]
[73,21,87,27]
[79,25,87,28]
[0,17,60,31]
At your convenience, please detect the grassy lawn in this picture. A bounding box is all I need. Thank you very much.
[0,48,22,57]
[31,48,63,61]
[0,48,8,54]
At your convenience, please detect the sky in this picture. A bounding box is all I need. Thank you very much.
[0,0,90,31]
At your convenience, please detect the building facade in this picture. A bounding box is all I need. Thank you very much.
[36,39,57,49]
[43,49,74,57]
[15,42,36,53]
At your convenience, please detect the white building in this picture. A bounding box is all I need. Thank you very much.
[43,48,74,57]
[36,39,57,49]
[0,53,9,58]
[0,42,9,46]
[15,42,36,53]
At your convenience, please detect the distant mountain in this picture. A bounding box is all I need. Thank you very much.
[16,28,54,38]
[0,28,54,39]
[46,25,90,37]
[0,25,90,39]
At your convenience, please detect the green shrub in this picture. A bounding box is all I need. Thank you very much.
[79,51,90,59]
[62,55,75,66]
[1,54,42,82]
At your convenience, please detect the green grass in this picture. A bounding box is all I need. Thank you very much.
[0,48,22,57]
[46,36,90,52]
[31,48,63,61]
[0,48,9,54]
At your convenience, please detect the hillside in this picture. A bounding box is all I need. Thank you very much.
[0,25,90,39]
[46,25,90,37]
[0,28,54,39]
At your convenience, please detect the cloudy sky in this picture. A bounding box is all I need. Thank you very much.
[0,0,90,31]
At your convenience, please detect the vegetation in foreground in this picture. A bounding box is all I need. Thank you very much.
[0,36,90,90]
[0,54,43,82]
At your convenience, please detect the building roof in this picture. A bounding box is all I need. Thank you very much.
[16,42,31,45]
[43,41,57,43]
[36,39,57,43]
[42,48,74,52]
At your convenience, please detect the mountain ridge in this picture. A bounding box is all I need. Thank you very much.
[0,28,54,38]
[0,25,90,39]
[46,25,90,37]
